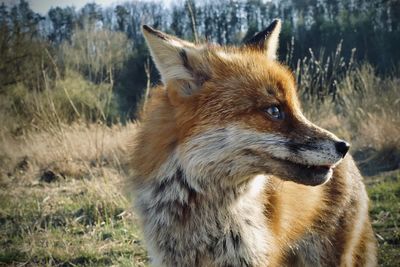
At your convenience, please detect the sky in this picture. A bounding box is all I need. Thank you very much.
[1,0,174,14]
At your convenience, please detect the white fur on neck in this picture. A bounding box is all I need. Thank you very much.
[133,152,270,267]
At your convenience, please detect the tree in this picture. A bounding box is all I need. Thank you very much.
[171,5,185,37]
[78,3,103,30]
[61,27,133,85]
[48,6,76,43]
[0,0,48,91]
[115,5,129,32]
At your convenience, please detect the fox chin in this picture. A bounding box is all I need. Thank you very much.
[128,19,378,267]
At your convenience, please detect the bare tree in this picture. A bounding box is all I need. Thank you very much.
[186,0,198,43]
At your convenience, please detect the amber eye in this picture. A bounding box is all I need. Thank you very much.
[265,106,284,120]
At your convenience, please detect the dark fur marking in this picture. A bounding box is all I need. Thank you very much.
[215,128,227,133]
[175,168,197,204]
[151,168,198,224]
[301,141,319,150]
[222,238,227,253]
[179,49,193,73]
[197,71,211,84]
[244,19,279,49]
[142,25,168,41]
[286,142,301,154]
[244,219,254,226]
[218,143,227,149]
[153,178,172,195]
[207,236,219,255]
[179,49,211,87]
[242,149,255,156]
[286,141,318,154]
[230,230,241,250]
[267,89,275,96]
[240,257,252,267]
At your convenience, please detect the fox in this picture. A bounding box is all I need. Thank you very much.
[128,19,377,267]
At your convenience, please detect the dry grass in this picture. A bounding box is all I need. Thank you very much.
[0,122,135,183]
[300,64,400,175]
[290,44,400,157]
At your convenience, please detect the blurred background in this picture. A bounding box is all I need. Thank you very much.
[0,0,399,266]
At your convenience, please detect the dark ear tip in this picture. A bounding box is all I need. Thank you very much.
[244,19,282,46]
[268,19,282,31]
[142,24,153,33]
[142,24,168,40]
[142,24,160,36]
[272,18,281,24]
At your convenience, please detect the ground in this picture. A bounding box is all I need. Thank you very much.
[0,124,399,266]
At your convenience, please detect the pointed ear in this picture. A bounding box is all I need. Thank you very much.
[244,19,282,60]
[142,25,209,97]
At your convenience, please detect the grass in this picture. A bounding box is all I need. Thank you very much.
[0,122,399,266]
[0,177,148,266]
[367,170,400,266]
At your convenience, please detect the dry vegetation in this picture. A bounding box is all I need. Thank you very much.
[301,63,400,175]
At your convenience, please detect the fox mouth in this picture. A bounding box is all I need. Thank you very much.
[267,157,335,186]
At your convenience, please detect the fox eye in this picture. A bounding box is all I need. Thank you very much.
[265,106,284,120]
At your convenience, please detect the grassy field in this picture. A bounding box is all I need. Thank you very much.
[0,124,148,266]
[0,175,147,266]
[0,123,399,266]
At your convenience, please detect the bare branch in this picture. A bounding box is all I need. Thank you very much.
[186,0,198,43]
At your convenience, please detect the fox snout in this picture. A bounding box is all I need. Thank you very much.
[262,119,352,185]
[286,116,351,166]
[335,140,350,158]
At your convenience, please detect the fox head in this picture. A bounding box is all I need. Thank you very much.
[140,19,350,189]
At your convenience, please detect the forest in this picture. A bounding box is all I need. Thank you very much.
[0,0,399,266]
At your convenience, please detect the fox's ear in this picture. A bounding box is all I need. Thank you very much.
[142,25,208,98]
[244,19,281,60]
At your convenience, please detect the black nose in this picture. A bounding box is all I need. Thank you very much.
[335,141,350,157]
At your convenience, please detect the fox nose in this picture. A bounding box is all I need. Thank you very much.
[335,141,350,158]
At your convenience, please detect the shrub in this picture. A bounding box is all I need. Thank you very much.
[0,70,119,135]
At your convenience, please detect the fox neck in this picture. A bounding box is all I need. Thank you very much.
[135,151,268,218]
[134,152,270,266]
